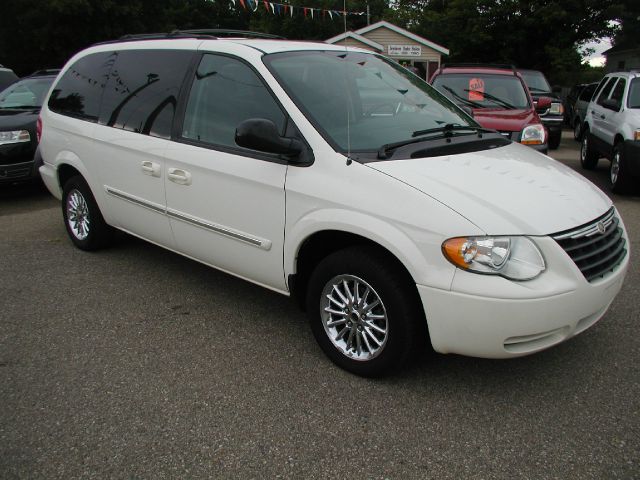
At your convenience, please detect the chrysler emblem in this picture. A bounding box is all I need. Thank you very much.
[596,221,606,234]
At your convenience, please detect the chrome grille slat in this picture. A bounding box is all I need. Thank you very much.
[552,208,626,283]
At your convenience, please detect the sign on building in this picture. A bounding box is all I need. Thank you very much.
[388,45,422,56]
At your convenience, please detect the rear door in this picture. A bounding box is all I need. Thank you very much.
[93,48,194,247]
[164,51,289,292]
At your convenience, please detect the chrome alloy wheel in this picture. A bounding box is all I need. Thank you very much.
[320,274,388,361]
[66,189,90,240]
[611,149,620,185]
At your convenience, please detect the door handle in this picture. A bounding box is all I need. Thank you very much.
[168,168,192,186]
[141,160,161,177]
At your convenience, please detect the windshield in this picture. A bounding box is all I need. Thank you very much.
[0,77,54,109]
[519,71,551,93]
[432,73,530,109]
[264,51,475,152]
[628,78,640,109]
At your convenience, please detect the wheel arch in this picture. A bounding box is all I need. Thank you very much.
[289,229,416,309]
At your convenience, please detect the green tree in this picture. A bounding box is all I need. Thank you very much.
[389,0,623,84]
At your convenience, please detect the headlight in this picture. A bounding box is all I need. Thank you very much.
[520,124,546,145]
[0,130,30,146]
[549,102,564,115]
[442,236,545,280]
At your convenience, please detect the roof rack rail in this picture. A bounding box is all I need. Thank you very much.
[178,29,285,39]
[93,29,285,46]
[442,63,518,72]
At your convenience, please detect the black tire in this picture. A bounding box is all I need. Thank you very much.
[610,143,634,194]
[306,246,427,377]
[573,119,582,141]
[62,175,114,250]
[548,130,562,150]
[580,128,599,170]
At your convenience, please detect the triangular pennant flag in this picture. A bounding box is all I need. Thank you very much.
[328,10,333,19]
[310,8,314,19]
[303,7,307,17]
[239,0,246,9]
[270,2,275,14]
[263,0,269,12]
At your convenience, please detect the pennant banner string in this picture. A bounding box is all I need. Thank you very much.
[230,0,366,17]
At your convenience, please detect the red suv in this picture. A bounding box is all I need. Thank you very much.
[430,64,551,153]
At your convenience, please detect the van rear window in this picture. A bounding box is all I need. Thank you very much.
[48,52,115,122]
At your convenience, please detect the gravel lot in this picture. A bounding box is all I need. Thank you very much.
[1,131,639,479]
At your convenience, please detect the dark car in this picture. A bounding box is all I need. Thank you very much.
[0,69,58,185]
[430,64,549,153]
[519,69,564,149]
[0,65,19,91]
[565,83,589,126]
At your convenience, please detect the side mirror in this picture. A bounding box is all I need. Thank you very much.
[536,96,552,111]
[601,98,621,112]
[235,118,302,157]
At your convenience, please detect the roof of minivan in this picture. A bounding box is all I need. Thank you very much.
[89,37,366,55]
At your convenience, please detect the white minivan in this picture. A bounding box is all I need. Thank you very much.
[39,31,629,376]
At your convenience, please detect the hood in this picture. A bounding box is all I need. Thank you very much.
[471,108,540,132]
[368,142,611,235]
[0,108,39,130]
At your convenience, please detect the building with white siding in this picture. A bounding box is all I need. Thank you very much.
[326,20,449,80]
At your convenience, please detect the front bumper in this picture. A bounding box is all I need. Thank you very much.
[417,233,629,358]
[0,140,40,184]
[0,159,40,184]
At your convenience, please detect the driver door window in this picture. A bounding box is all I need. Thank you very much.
[182,54,286,149]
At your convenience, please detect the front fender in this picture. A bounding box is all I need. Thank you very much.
[285,208,458,291]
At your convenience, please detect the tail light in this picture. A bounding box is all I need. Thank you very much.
[36,115,42,143]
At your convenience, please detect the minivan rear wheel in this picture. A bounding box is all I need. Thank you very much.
[306,246,425,377]
[62,175,114,250]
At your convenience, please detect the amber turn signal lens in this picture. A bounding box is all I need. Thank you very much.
[442,237,472,269]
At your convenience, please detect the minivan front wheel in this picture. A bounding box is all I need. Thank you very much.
[62,175,114,250]
[306,246,425,376]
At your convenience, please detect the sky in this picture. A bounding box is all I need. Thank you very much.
[583,38,612,67]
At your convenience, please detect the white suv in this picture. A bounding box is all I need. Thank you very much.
[38,31,629,376]
[580,70,640,193]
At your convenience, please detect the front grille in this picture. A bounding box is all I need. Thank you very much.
[552,208,627,282]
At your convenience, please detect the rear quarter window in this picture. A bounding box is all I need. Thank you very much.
[48,52,115,121]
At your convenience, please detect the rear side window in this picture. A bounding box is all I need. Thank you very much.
[610,78,626,106]
[48,52,115,121]
[181,54,286,149]
[99,50,193,139]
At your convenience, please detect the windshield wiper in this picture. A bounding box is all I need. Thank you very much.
[462,89,516,109]
[441,85,483,108]
[378,124,492,159]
